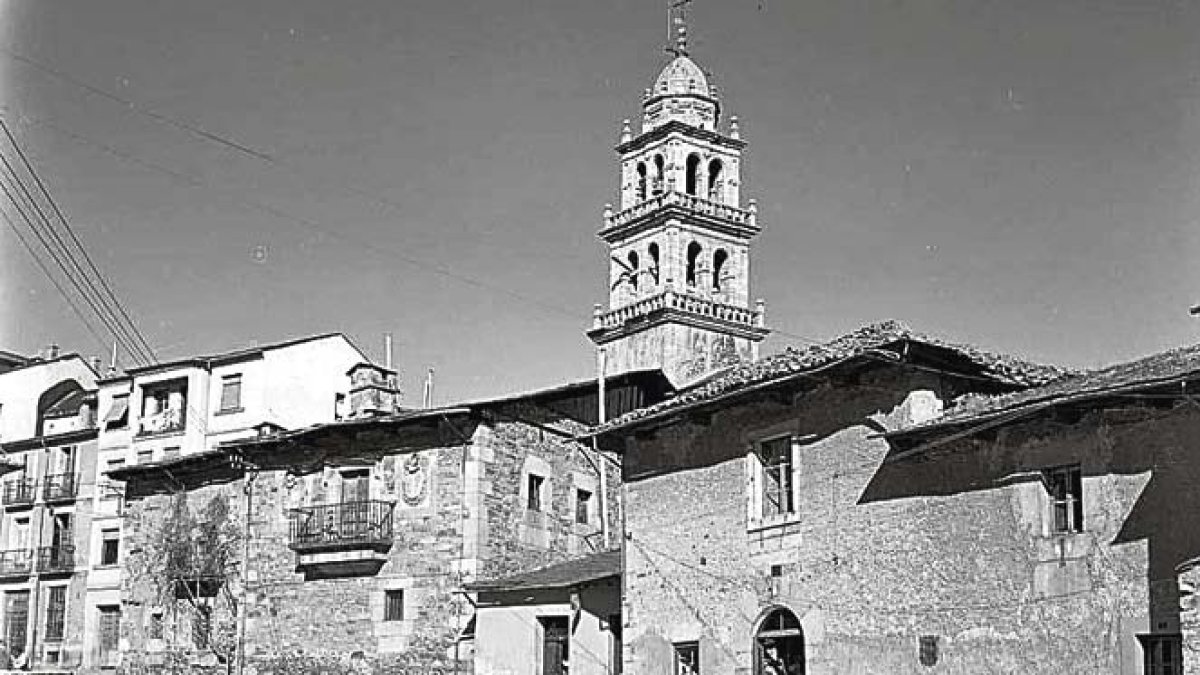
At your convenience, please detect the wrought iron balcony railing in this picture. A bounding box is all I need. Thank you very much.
[288,500,394,553]
[0,549,33,578]
[2,479,35,507]
[42,473,77,503]
[36,545,75,575]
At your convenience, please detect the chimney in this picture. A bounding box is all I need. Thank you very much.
[345,362,402,417]
[90,357,102,374]
[44,344,60,360]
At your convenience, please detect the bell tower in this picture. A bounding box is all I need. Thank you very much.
[588,15,769,386]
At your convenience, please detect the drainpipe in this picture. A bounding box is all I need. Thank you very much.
[235,463,258,675]
[595,348,609,550]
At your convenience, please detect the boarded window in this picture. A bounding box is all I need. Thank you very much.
[44,586,66,642]
[527,474,545,512]
[219,374,242,412]
[575,489,592,525]
[1044,465,1083,533]
[674,641,700,675]
[384,590,404,622]
[757,437,795,517]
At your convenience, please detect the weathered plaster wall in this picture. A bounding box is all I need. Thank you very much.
[474,580,620,675]
[623,366,1197,674]
[605,322,753,388]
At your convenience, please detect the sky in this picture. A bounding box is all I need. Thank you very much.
[3,0,1200,401]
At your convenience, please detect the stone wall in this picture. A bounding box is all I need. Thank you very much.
[117,406,621,674]
[621,364,1200,674]
[1182,559,1200,675]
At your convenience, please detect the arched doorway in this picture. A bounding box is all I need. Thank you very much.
[754,607,804,675]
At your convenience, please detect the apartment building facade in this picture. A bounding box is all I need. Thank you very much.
[0,352,101,670]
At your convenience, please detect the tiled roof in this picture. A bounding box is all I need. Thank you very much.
[892,341,1200,437]
[464,549,621,593]
[594,320,1068,435]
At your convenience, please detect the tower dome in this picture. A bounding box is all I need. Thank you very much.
[653,55,711,98]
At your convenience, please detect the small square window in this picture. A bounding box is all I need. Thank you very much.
[384,590,404,622]
[219,375,242,412]
[674,641,700,675]
[136,449,154,465]
[1043,465,1083,533]
[527,474,545,512]
[575,489,593,525]
[100,529,119,566]
[162,446,180,461]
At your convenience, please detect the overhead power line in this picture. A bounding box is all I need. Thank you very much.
[0,117,157,367]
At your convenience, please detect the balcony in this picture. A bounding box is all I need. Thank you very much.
[36,545,75,576]
[2,480,35,508]
[288,501,394,579]
[42,473,77,503]
[602,191,758,236]
[137,407,186,437]
[0,549,33,579]
[591,290,767,333]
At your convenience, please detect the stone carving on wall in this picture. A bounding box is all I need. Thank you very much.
[399,452,430,508]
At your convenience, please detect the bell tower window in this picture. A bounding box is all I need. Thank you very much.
[686,242,702,287]
[713,249,729,291]
[628,251,640,291]
[708,159,724,202]
[685,154,701,196]
[653,155,665,196]
[648,243,661,285]
[637,162,648,202]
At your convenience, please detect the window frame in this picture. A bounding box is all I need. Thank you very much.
[754,435,796,519]
[217,374,243,413]
[575,488,593,526]
[674,641,700,675]
[1138,633,1182,675]
[384,589,404,622]
[43,585,67,643]
[99,528,120,567]
[527,474,546,513]
[1043,464,1084,534]
[97,604,121,657]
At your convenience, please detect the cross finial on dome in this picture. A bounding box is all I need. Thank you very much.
[666,0,692,57]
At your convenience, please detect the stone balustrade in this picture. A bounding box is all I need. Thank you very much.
[593,291,763,330]
[604,191,756,230]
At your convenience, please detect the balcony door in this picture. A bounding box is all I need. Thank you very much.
[338,470,370,541]
[51,514,72,556]
[540,616,569,675]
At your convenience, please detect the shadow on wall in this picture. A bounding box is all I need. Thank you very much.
[862,403,1200,633]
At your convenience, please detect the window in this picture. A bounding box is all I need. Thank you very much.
[100,529,119,566]
[627,251,640,291]
[527,474,545,512]
[98,605,121,662]
[44,586,66,642]
[757,437,795,517]
[636,162,648,201]
[5,591,28,655]
[139,379,187,435]
[575,489,592,525]
[218,374,242,412]
[102,459,125,500]
[652,155,665,195]
[1140,634,1181,675]
[674,641,700,675]
[1043,465,1083,533]
[685,154,701,195]
[162,446,180,461]
[540,616,569,675]
[707,159,724,202]
[103,394,129,429]
[384,590,404,622]
[136,449,154,465]
[149,611,164,640]
[610,615,623,675]
[712,249,729,291]
[686,242,702,287]
[648,243,661,285]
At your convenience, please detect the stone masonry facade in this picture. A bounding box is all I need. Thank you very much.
[115,395,621,675]
[619,363,1200,674]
